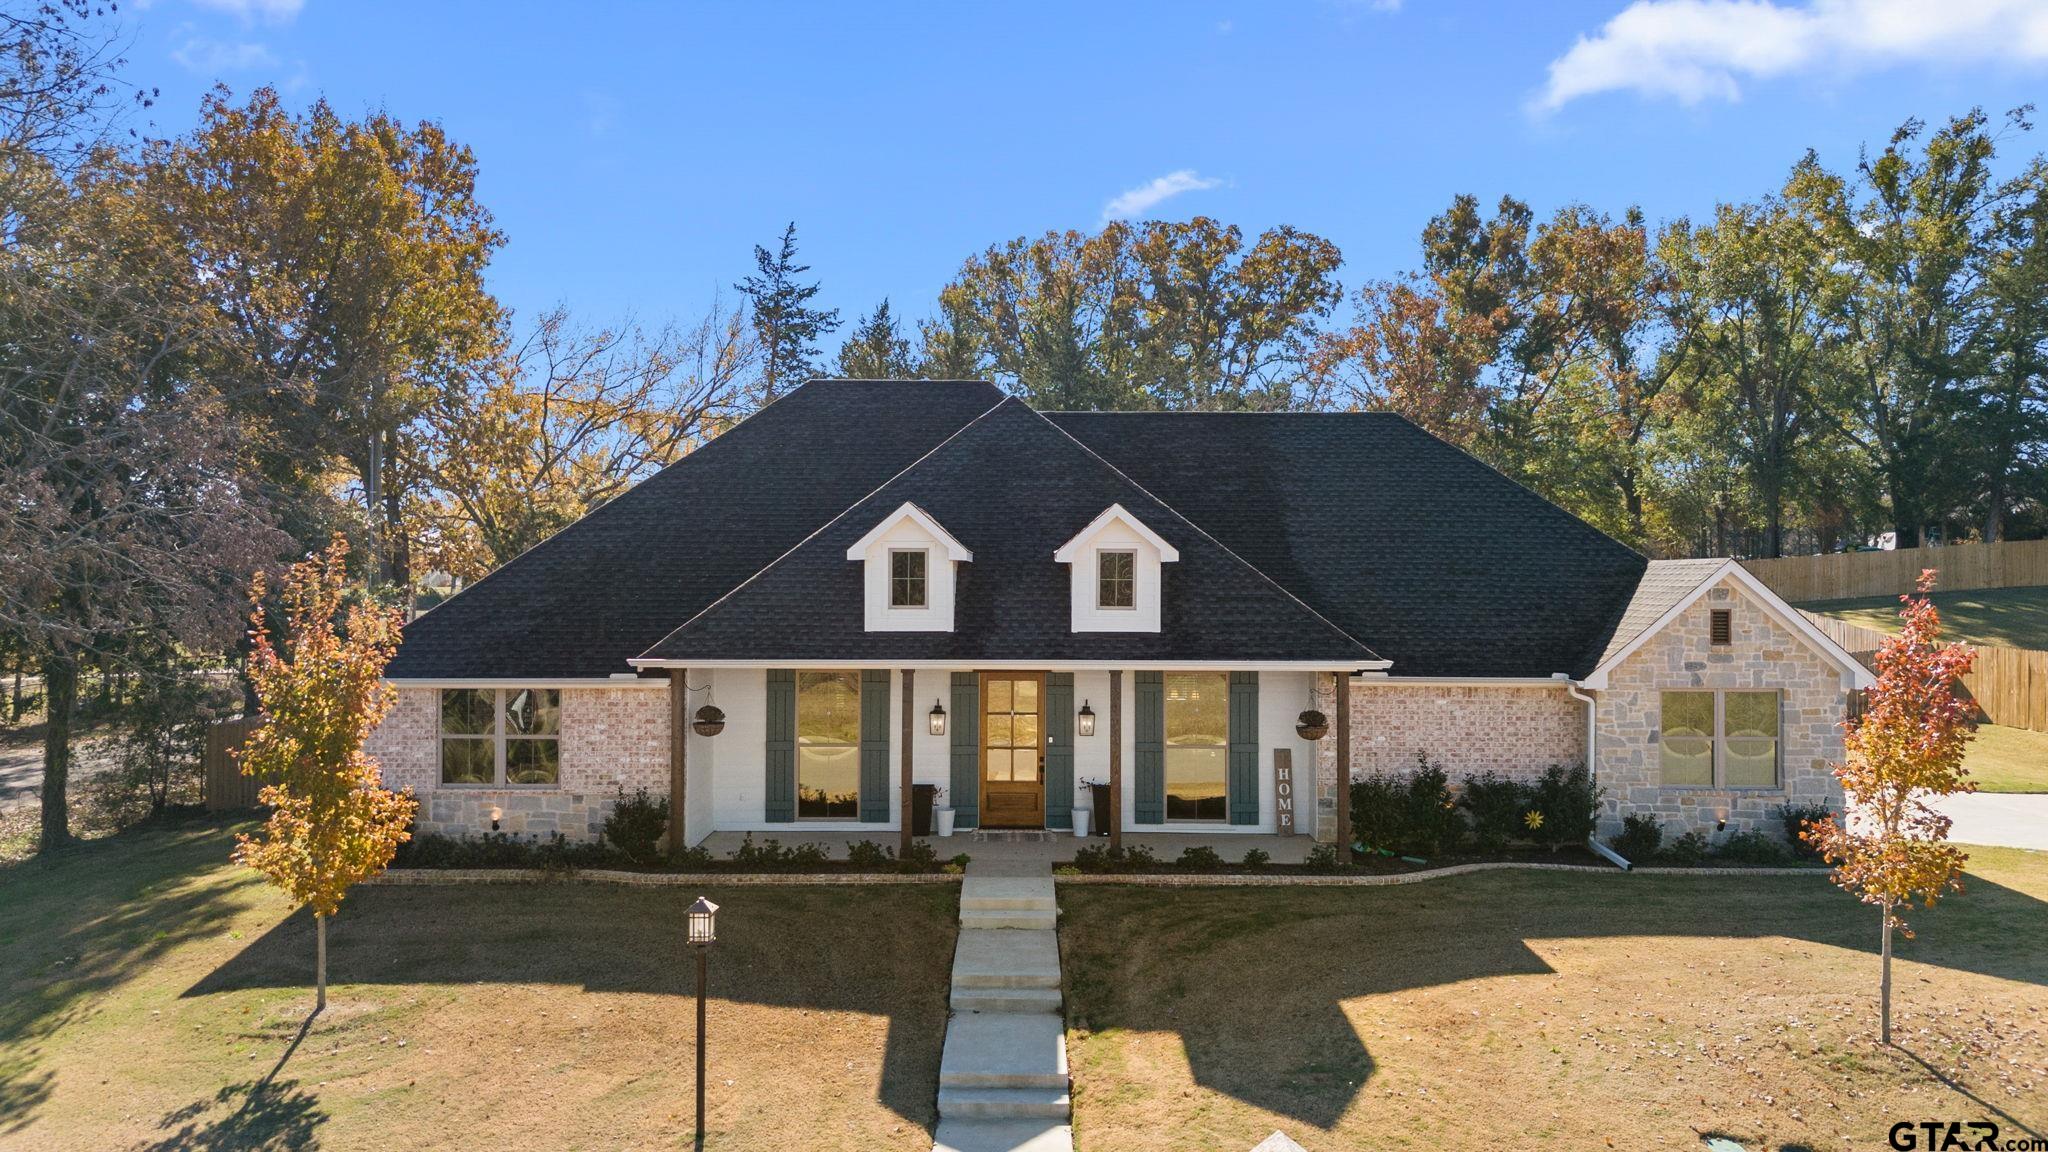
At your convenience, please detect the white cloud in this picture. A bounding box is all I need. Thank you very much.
[1536,0,2048,112]
[1101,170,1225,221]
[189,0,304,23]
[170,35,277,73]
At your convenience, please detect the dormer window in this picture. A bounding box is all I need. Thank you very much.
[1055,504,1178,633]
[1098,551,1135,609]
[890,549,927,607]
[847,502,970,632]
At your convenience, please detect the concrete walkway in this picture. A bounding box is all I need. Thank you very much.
[1929,791,2048,851]
[932,858,1073,1152]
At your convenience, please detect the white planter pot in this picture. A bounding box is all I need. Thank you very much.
[935,807,957,837]
[1073,808,1092,838]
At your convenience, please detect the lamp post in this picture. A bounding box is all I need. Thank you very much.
[686,896,718,1146]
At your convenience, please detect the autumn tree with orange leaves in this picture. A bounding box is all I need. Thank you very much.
[1804,570,1977,1045]
[234,537,416,1012]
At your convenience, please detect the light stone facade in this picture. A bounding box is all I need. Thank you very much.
[1594,576,1847,841]
[364,685,671,842]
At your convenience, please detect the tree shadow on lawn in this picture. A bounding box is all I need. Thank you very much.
[1059,869,2048,1129]
[0,817,256,1136]
[184,881,959,1128]
[137,1013,327,1152]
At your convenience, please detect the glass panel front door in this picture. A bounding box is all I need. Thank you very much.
[982,673,1046,828]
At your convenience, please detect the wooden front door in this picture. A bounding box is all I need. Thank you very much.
[980,672,1045,829]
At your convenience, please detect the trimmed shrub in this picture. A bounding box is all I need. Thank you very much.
[897,840,943,872]
[729,834,787,870]
[846,840,894,869]
[393,831,620,872]
[1176,845,1225,872]
[1778,803,1834,861]
[787,841,830,868]
[1402,755,1462,857]
[1608,814,1663,863]
[602,787,669,864]
[1660,830,1710,866]
[1716,829,1794,866]
[1303,842,1341,873]
[1460,771,1530,853]
[1350,774,1408,854]
[1070,843,1159,873]
[1528,763,1598,851]
[1240,847,1271,870]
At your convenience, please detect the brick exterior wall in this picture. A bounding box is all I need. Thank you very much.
[1310,678,1586,841]
[363,685,671,842]
[1595,575,1846,841]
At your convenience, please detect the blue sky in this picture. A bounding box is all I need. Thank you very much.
[123,0,2048,339]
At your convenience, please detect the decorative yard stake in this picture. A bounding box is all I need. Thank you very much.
[233,536,417,1013]
[1805,570,1976,1045]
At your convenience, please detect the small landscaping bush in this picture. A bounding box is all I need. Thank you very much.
[1460,771,1531,853]
[602,788,669,864]
[787,841,830,868]
[1528,763,1598,851]
[1071,843,1162,873]
[846,840,894,869]
[1608,814,1663,863]
[1240,847,1271,870]
[1303,842,1341,873]
[1176,845,1225,872]
[1350,773,1408,854]
[1716,829,1794,866]
[392,831,621,872]
[1350,754,1462,857]
[1778,803,1834,861]
[1659,830,1710,866]
[897,840,956,873]
[672,845,715,869]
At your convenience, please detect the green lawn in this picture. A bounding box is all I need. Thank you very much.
[1966,723,2048,793]
[1800,585,2048,650]
[0,817,957,1151]
[1060,849,2048,1152]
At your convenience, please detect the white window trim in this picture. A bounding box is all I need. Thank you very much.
[889,547,929,609]
[1658,688,1783,790]
[439,687,562,789]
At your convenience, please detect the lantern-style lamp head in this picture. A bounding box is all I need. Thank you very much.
[928,699,947,737]
[1077,700,1096,737]
[686,896,719,947]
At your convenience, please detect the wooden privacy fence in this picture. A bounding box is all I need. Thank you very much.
[203,717,263,811]
[1799,610,2048,733]
[1742,538,2048,603]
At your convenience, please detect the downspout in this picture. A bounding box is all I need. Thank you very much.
[1559,674,1626,870]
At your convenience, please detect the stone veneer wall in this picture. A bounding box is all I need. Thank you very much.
[363,686,671,842]
[1595,576,1846,841]
[1309,678,1586,841]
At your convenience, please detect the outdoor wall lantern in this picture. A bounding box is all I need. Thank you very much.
[488,805,502,832]
[686,895,719,1144]
[929,699,947,737]
[1715,810,1729,833]
[1077,701,1096,737]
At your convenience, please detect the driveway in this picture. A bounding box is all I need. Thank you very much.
[1928,792,2048,852]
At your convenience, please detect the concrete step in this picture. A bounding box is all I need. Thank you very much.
[940,1012,1068,1089]
[960,876,1058,912]
[952,928,1061,989]
[936,1086,1071,1120]
[960,908,1057,931]
[932,1118,1074,1152]
[951,985,1063,1014]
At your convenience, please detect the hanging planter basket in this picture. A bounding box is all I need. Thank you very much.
[1295,709,1329,741]
[692,705,727,737]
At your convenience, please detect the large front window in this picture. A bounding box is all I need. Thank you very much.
[440,688,560,786]
[797,671,861,819]
[1165,672,1228,820]
[1660,690,1780,787]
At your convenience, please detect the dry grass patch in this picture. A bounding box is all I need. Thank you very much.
[0,817,956,1150]
[1059,849,2048,1151]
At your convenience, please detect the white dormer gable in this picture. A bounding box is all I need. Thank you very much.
[845,502,971,632]
[1053,503,1179,633]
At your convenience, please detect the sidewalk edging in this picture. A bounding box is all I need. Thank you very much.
[369,867,962,887]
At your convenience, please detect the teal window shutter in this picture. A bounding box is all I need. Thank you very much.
[1228,671,1259,825]
[764,670,795,822]
[1134,671,1164,824]
[859,669,892,822]
[1045,673,1074,830]
[949,672,979,829]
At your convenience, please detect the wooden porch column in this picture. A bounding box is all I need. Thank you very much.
[1108,670,1123,852]
[1334,670,1352,866]
[667,668,688,860]
[900,669,915,856]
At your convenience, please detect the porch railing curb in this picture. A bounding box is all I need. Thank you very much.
[369,867,963,887]
[1054,862,1829,887]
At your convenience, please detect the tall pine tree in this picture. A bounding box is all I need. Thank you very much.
[834,298,919,378]
[736,222,839,401]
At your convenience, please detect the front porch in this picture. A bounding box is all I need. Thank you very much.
[695,829,1324,868]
